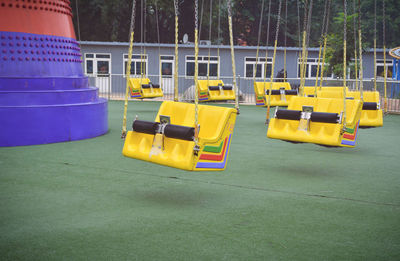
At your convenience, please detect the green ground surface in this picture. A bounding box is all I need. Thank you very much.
[1,100,400,260]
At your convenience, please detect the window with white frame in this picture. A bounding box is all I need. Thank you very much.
[376,59,393,78]
[297,58,332,79]
[185,56,219,78]
[244,57,272,79]
[84,53,111,76]
[123,54,148,76]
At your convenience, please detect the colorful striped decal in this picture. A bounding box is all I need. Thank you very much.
[341,122,359,146]
[344,125,356,134]
[195,134,232,169]
[203,141,224,153]
[199,138,228,161]
[256,95,265,106]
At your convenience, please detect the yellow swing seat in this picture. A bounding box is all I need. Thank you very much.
[347,91,383,127]
[129,78,164,99]
[122,101,237,171]
[197,79,236,101]
[254,82,297,107]
[267,96,363,147]
[304,87,383,127]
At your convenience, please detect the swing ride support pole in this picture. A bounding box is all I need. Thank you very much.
[266,0,282,123]
[227,0,239,112]
[174,0,179,102]
[122,0,137,138]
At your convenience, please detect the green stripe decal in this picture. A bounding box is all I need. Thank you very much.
[203,141,224,153]
[344,125,356,134]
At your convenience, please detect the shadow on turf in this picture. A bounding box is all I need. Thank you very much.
[133,187,212,207]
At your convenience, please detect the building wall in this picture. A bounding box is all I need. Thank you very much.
[79,41,392,95]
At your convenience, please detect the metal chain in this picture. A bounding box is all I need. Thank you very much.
[353,0,358,91]
[357,0,363,98]
[227,0,239,111]
[253,0,265,84]
[319,0,331,89]
[122,0,137,138]
[383,0,387,112]
[199,0,204,41]
[343,0,347,128]
[266,0,282,123]
[296,0,301,50]
[284,0,287,81]
[174,0,179,101]
[217,0,221,78]
[373,0,377,91]
[263,0,272,85]
[194,0,200,146]
[299,0,309,93]
[155,1,162,92]
[314,0,328,92]
[207,0,213,83]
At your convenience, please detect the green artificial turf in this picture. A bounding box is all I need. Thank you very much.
[1,100,399,260]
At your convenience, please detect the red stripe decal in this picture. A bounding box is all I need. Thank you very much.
[199,137,228,161]
[343,123,359,140]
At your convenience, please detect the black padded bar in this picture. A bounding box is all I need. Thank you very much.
[151,84,160,88]
[362,102,378,110]
[285,90,298,95]
[208,86,220,91]
[276,110,302,120]
[164,124,195,141]
[132,120,159,135]
[141,84,151,89]
[222,85,233,90]
[265,90,281,95]
[310,112,339,123]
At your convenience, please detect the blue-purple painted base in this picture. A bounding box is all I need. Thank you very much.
[0,98,108,147]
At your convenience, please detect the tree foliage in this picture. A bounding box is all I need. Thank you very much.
[72,0,400,49]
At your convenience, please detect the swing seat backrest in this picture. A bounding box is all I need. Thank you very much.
[129,78,163,99]
[123,101,237,171]
[303,86,349,97]
[347,91,383,127]
[254,82,295,107]
[267,96,363,147]
[197,80,235,101]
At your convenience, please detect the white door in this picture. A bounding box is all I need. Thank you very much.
[160,56,175,94]
[95,59,111,94]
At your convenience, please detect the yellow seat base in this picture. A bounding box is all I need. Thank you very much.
[347,91,383,127]
[254,82,295,106]
[129,78,164,99]
[267,96,363,147]
[197,80,236,101]
[122,101,237,171]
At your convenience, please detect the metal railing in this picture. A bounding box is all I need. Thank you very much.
[87,73,400,112]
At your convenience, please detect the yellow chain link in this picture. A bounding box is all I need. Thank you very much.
[174,15,179,101]
[122,31,135,138]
